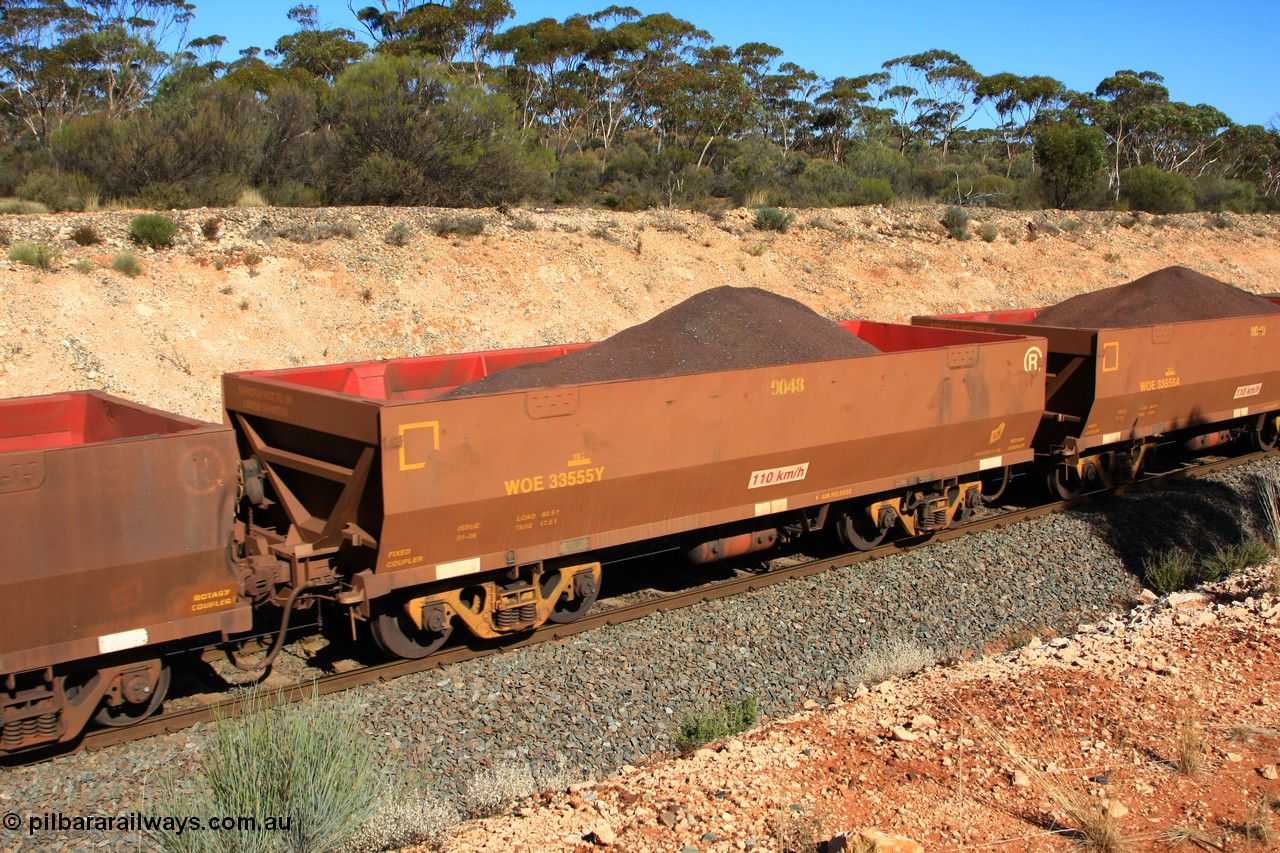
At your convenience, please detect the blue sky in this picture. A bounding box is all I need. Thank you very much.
[192,0,1278,127]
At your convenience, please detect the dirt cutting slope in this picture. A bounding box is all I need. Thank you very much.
[0,205,1277,419]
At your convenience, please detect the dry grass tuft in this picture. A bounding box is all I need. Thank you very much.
[1162,825,1224,849]
[1254,473,1280,593]
[1244,791,1275,843]
[772,803,830,853]
[460,761,537,819]
[857,638,937,684]
[970,711,1128,852]
[1174,718,1204,776]
[1221,722,1280,743]
[236,187,268,207]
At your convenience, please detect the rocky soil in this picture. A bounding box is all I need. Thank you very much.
[1,204,1279,853]
[442,562,1280,853]
[1,204,1277,420]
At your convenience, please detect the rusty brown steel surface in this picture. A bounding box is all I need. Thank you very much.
[0,391,251,676]
[224,322,1048,596]
[913,310,1280,456]
[64,447,1271,762]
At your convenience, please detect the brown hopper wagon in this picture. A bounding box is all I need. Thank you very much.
[223,321,1048,659]
[0,391,251,754]
[912,302,1280,497]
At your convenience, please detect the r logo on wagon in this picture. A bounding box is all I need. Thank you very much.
[748,463,809,489]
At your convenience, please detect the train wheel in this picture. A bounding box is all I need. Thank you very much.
[541,569,600,624]
[834,505,889,551]
[1252,415,1279,451]
[370,600,453,660]
[92,664,171,728]
[1048,466,1083,500]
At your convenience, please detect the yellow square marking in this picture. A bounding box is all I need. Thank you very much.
[1101,341,1120,372]
[399,421,440,471]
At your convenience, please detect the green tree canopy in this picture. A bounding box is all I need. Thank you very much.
[1033,121,1105,208]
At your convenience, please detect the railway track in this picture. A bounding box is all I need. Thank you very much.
[56,448,1273,761]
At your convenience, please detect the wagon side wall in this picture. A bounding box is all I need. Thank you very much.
[1,400,250,675]
[358,330,1047,595]
[914,312,1280,454]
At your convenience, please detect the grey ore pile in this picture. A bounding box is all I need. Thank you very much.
[1030,265,1280,326]
[444,286,878,397]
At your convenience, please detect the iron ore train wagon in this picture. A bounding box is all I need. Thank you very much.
[913,269,1280,496]
[219,318,1046,660]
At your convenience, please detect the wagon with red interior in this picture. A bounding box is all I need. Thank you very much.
[913,299,1280,496]
[223,320,1048,659]
[0,391,250,753]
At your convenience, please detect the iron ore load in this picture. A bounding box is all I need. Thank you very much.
[913,266,1280,497]
[3,272,1276,758]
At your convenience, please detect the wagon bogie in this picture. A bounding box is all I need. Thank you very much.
[367,561,602,658]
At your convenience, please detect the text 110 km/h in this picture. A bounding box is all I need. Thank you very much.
[748,463,810,490]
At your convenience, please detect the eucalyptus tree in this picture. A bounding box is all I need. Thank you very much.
[1127,101,1230,178]
[567,9,710,152]
[349,0,512,78]
[0,0,196,142]
[1090,69,1169,199]
[758,60,819,155]
[0,0,98,141]
[1220,123,1280,200]
[270,3,368,83]
[156,33,228,101]
[72,0,196,116]
[614,11,709,152]
[656,42,752,168]
[488,12,602,158]
[732,40,780,133]
[881,49,980,161]
[976,72,1065,175]
[810,73,892,163]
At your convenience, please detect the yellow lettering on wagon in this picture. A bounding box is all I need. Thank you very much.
[504,466,605,494]
[385,547,426,569]
[1139,372,1181,392]
[190,587,236,612]
[770,377,806,396]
